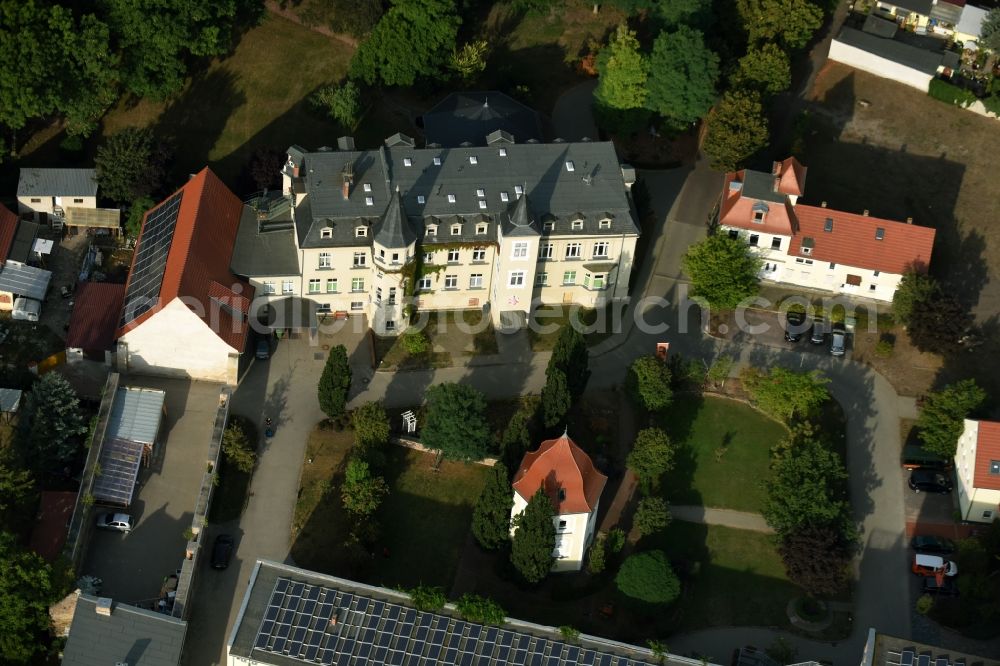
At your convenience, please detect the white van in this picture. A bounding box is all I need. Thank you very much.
[11,297,41,322]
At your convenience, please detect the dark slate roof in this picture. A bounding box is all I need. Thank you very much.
[836,26,946,74]
[62,595,187,666]
[423,91,545,147]
[863,13,899,38]
[373,189,417,248]
[231,205,301,277]
[9,220,40,263]
[883,0,934,15]
[294,141,638,249]
[740,170,787,204]
[229,560,713,666]
[17,168,97,197]
[501,193,540,237]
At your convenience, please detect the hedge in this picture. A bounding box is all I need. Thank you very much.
[928,78,977,107]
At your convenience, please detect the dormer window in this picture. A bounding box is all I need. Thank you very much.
[499,148,507,157]
[478,200,487,210]
[802,247,811,255]
[753,210,765,224]
[469,156,478,165]
[433,156,441,166]
[447,194,456,203]
[565,161,575,172]
[599,219,611,229]
[823,218,833,232]
[365,197,374,206]
[451,225,461,236]
[417,195,426,204]
[500,192,509,202]
[476,224,487,235]
[476,188,485,198]
[571,220,584,230]
[355,226,368,237]
[426,225,437,236]
[543,221,554,232]
[403,157,412,167]
[363,183,372,192]
[320,228,333,239]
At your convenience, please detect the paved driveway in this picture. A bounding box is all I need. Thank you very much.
[84,378,223,605]
[182,317,370,665]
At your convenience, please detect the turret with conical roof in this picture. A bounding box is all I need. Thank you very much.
[501,191,540,237]
[373,189,417,249]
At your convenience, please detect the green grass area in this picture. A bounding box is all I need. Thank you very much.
[644,522,801,629]
[527,304,622,351]
[375,310,498,370]
[658,394,787,512]
[291,426,488,590]
[98,14,354,185]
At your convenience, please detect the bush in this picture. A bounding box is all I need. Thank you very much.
[626,356,672,412]
[586,534,607,574]
[874,339,894,358]
[310,80,362,129]
[221,416,258,473]
[401,330,430,355]
[633,497,671,537]
[916,593,934,615]
[408,585,446,611]
[615,550,681,605]
[607,528,626,554]
[455,594,505,625]
[928,78,977,107]
[59,134,84,153]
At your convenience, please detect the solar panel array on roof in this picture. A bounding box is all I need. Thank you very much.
[253,577,656,666]
[92,438,144,505]
[121,191,183,327]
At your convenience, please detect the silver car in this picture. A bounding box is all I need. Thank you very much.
[96,512,133,532]
[830,330,846,356]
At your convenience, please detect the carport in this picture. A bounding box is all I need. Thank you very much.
[92,387,166,506]
[258,296,319,334]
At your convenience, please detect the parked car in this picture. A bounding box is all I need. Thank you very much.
[810,319,829,344]
[922,576,959,596]
[830,328,846,356]
[211,534,235,569]
[911,535,956,555]
[908,469,953,494]
[96,512,133,532]
[901,444,952,471]
[784,311,808,342]
[255,334,273,360]
[912,553,958,577]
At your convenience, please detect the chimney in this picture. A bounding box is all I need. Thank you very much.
[906,217,913,224]
[773,177,781,192]
[820,201,827,208]
[95,597,113,616]
[341,162,354,200]
[863,209,870,216]
[772,161,781,175]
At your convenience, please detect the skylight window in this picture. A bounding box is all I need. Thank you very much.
[500,192,509,202]
[824,218,833,232]
[514,185,524,196]
[365,197,374,206]
[476,188,485,198]
[478,200,487,210]
[499,148,507,157]
[565,160,575,172]
[447,194,456,203]
[469,156,478,165]
[363,183,372,192]
[433,156,442,166]
[403,157,412,167]
[875,227,885,240]
[417,195,426,204]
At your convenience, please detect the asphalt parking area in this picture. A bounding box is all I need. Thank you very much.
[83,377,223,606]
[720,308,852,359]
[902,473,959,538]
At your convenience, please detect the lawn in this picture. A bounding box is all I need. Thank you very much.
[658,394,787,512]
[375,310,499,370]
[290,425,489,590]
[527,304,621,351]
[644,522,802,629]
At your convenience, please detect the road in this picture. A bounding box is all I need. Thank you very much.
[183,157,919,665]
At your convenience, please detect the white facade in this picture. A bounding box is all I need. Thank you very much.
[828,38,934,92]
[955,419,1000,523]
[116,298,240,385]
[17,194,97,220]
[509,491,600,573]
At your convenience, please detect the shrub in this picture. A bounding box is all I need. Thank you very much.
[309,80,362,128]
[586,534,607,574]
[401,330,430,355]
[916,593,934,615]
[455,594,505,625]
[633,497,671,537]
[626,356,672,412]
[874,339,894,358]
[408,585,447,611]
[607,528,626,554]
[221,416,258,473]
[615,550,681,605]
[559,625,580,642]
[928,78,977,107]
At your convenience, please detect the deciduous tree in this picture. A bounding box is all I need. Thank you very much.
[982,8,1000,50]
[702,90,770,171]
[298,0,384,37]
[310,81,362,129]
[472,462,514,550]
[95,127,172,205]
[0,531,63,663]
[682,234,762,309]
[626,356,672,412]
[737,0,823,50]
[777,525,853,596]
[627,428,676,492]
[451,40,489,82]
[349,0,461,87]
[634,496,671,537]
[762,438,850,538]
[351,401,390,466]
[645,26,719,129]
[917,379,986,458]
[422,382,490,461]
[892,270,938,326]
[341,458,389,516]
[510,487,556,583]
[615,550,681,604]
[655,0,713,30]
[318,345,352,420]
[15,373,86,477]
[740,366,829,423]
[731,44,791,96]
[907,294,973,355]
[593,24,650,134]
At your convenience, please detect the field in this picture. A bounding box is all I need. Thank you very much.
[658,394,787,512]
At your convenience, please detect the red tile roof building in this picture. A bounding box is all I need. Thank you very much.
[66,283,126,354]
[0,203,18,264]
[717,157,936,302]
[956,419,1000,523]
[29,491,76,563]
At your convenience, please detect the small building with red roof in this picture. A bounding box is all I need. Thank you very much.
[29,490,76,563]
[510,432,607,572]
[717,156,936,302]
[115,168,254,385]
[66,282,126,362]
[956,419,1000,523]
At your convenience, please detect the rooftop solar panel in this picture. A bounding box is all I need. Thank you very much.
[120,191,183,327]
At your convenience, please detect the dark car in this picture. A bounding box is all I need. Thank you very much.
[211,534,235,569]
[255,334,272,360]
[810,319,829,344]
[908,469,953,494]
[922,576,959,596]
[784,311,808,342]
[911,535,956,555]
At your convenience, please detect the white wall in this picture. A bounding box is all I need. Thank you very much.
[956,419,1000,523]
[509,493,598,572]
[828,40,933,92]
[117,298,240,384]
[17,195,97,219]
